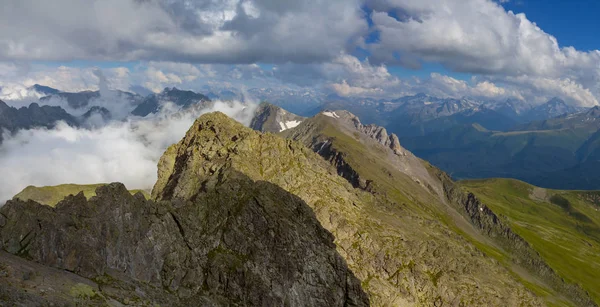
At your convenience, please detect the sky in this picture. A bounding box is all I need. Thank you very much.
[1,0,600,106]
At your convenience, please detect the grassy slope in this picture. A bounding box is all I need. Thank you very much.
[460,178,600,304]
[285,116,570,305]
[299,117,595,306]
[14,184,150,207]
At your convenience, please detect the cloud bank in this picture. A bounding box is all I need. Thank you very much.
[0,0,366,63]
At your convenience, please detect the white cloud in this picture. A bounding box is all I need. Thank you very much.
[367,0,595,76]
[499,75,599,106]
[0,0,367,64]
[0,83,45,101]
[364,0,600,105]
[330,80,382,96]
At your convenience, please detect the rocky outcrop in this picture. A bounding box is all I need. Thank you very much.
[0,112,369,306]
[326,110,404,155]
[311,140,374,192]
[153,112,543,306]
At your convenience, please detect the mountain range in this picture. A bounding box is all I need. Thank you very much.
[402,106,600,189]
[317,93,588,138]
[2,84,600,191]
[2,105,599,305]
[0,100,78,142]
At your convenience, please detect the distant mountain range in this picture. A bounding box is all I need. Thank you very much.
[131,87,211,117]
[316,93,589,137]
[0,100,78,142]
[4,84,600,190]
[401,106,600,189]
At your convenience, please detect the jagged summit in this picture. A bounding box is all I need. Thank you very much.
[0,99,78,136]
[250,102,305,133]
[131,87,211,117]
[318,109,403,155]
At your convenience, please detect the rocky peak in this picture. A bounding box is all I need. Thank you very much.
[250,102,305,133]
[31,84,60,96]
[81,106,111,122]
[132,87,212,117]
[586,105,600,117]
[320,110,404,155]
[0,100,10,113]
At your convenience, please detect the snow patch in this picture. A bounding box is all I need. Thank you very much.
[278,120,302,132]
[322,111,340,118]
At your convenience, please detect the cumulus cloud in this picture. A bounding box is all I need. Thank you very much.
[0,99,257,204]
[499,75,599,106]
[364,0,600,105]
[367,0,600,77]
[0,83,46,101]
[330,80,382,96]
[0,0,367,64]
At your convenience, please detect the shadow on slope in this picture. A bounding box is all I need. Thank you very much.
[0,172,367,306]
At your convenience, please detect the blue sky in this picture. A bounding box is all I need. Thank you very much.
[503,0,600,52]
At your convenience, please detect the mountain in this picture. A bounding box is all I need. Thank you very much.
[0,100,78,142]
[402,124,584,182]
[461,178,600,303]
[250,102,305,133]
[155,112,545,306]
[313,94,520,137]
[516,106,600,132]
[485,98,532,121]
[40,89,142,110]
[523,97,583,122]
[131,87,211,117]
[278,110,593,305]
[30,84,60,96]
[1,110,597,306]
[312,95,591,139]
[81,106,112,123]
[40,90,100,109]
[0,113,370,305]
[247,87,324,116]
[400,105,600,189]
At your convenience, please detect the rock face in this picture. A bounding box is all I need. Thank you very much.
[0,113,368,306]
[325,110,404,155]
[250,102,305,133]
